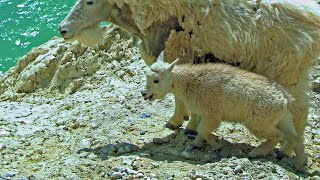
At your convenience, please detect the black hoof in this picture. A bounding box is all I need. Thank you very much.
[186,134,196,140]
[164,122,180,130]
[184,128,198,136]
[183,115,190,121]
[192,145,203,150]
[275,149,288,160]
[295,167,308,174]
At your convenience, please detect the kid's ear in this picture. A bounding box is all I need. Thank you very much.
[156,51,165,63]
[167,58,179,72]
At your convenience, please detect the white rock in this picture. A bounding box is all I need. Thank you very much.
[136,172,144,178]
[88,154,97,160]
[0,129,10,137]
[0,144,6,150]
[118,95,126,104]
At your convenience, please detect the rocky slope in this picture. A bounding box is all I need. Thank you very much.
[0,25,319,179]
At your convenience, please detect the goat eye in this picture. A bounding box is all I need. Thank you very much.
[87,1,94,5]
[153,80,159,84]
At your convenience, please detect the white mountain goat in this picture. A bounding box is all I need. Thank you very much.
[59,0,320,155]
[142,52,307,172]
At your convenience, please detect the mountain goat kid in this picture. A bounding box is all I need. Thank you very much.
[142,52,307,171]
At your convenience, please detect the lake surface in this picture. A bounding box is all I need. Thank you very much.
[0,0,75,74]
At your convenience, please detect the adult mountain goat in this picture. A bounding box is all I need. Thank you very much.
[59,0,320,155]
[142,52,307,172]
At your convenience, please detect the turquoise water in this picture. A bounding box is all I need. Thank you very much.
[0,0,75,74]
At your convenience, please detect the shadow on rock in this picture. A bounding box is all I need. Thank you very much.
[78,129,312,177]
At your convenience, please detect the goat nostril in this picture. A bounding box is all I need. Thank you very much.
[141,91,146,96]
[60,30,68,35]
[59,26,68,35]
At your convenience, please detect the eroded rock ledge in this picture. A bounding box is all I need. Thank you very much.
[0,25,138,101]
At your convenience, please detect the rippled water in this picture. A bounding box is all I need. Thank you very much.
[0,0,75,74]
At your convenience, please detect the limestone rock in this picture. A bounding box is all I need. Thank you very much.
[0,25,137,101]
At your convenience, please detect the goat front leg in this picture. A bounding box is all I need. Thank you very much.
[185,113,199,136]
[165,96,189,130]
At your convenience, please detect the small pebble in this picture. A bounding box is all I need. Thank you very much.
[113,166,123,172]
[234,165,242,173]
[118,95,126,104]
[132,161,139,170]
[100,172,106,177]
[125,168,137,175]
[108,171,114,177]
[28,175,36,180]
[208,172,217,176]
[90,120,98,128]
[123,159,132,165]
[88,154,97,160]
[140,131,146,135]
[2,161,9,165]
[188,169,197,179]
[140,113,151,118]
[111,172,124,179]
[0,129,10,137]
[136,172,144,178]
[6,173,16,177]
[0,144,6,150]
[151,162,160,168]
[257,173,267,178]
[153,138,163,145]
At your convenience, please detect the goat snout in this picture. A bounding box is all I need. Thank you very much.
[141,90,147,97]
[59,26,68,36]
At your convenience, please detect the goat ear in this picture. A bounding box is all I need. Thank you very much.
[156,51,165,62]
[167,58,179,72]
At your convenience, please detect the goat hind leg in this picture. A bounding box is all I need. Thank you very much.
[249,128,283,158]
[280,83,309,157]
[196,118,222,150]
[277,115,308,172]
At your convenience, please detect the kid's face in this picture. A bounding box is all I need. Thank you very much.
[142,70,169,101]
